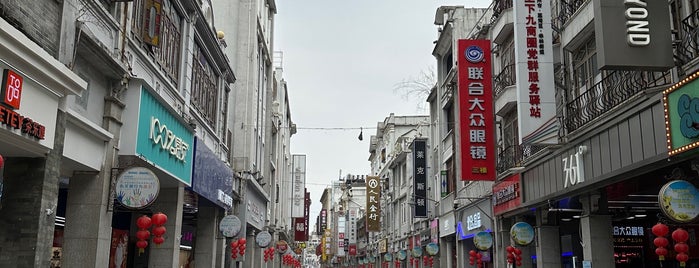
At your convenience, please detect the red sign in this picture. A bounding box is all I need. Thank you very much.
[493,174,522,215]
[294,217,306,241]
[2,69,23,109]
[349,244,357,256]
[458,39,495,181]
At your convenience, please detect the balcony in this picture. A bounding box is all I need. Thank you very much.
[494,64,516,116]
[675,8,699,69]
[552,0,587,33]
[492,0,512,22]
[564,70,671,133]
[496,144,548,173]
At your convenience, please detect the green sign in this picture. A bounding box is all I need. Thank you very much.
[136,87,193,185]
[664,76,699,156]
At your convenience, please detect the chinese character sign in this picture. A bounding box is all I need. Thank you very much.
[413,139,428,217]
[458,40,495,181]
[514,0,558,144]
[366,176,381,232]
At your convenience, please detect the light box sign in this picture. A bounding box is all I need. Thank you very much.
[513,0,558,145]
[413,138,428,217]
[366,176,381,232]
[663,72,699,156]
[493,173,521,215]
[593,0,673,71]
[2,69,23,109]
[291,155,306,218]
[136,87,193,185]
[457,39,495,181]
[191,138,233,209]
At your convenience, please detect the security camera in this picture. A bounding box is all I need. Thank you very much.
[453,200,459,209]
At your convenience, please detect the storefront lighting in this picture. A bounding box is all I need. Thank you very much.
[634,214,647,218]
[561,218,572,222]
[572,215,582,219]
[664,69,699,156]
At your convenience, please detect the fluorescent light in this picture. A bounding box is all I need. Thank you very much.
[561,218,572,222]
[626,216,635,220]
[572,215,582,219]
[634,214,647,218]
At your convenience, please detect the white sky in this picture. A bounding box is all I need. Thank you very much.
[275,0,491,234]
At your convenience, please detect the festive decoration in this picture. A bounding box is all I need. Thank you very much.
[0,154,4,169]
[135,215,152,254]
[151,212,168,246]
[673,228,690,267]
[652,222,670,261]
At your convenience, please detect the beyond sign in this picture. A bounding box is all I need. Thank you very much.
[593,0,673,70]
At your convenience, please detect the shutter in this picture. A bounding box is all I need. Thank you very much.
[142,0,162,46]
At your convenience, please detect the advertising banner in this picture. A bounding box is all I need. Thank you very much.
[413,138,428,217]
[458,39,495,181]
[192,138,233,209]
[366,176,381,231]
[493,173,522,215]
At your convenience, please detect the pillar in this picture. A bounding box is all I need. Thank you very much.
[62,171,113,267]
[195,205,222,267]
[580,214,614,268]
[494,217,512,268]
[535,209,561,268]
[148,186,184,268]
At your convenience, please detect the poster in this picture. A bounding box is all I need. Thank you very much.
[109,229,129,268]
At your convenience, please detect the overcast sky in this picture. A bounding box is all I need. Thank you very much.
[275,0,491,234]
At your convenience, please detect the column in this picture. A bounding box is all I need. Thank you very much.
[62,171,113,268]
[194,205,221,267]
[149,186,184,268]
[580,214,614,268]
[535,226,561,268]
[494,217,511,268]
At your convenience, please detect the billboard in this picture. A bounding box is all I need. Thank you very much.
[593,0,673,71]
[191,138,233,209]
[412,138,428,217]
[663,70,699,156]
[291,155,306,217]
[457,39,496,181]
[513,0,558,145]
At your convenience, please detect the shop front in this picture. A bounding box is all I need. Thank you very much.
[496,88,691,268]
[240,177,269,267]
[0,18,86,267]
[112,84,194,267]
[439,211,456,268]
[456,198,494,268]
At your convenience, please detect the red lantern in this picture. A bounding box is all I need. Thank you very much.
[469,250,477,257]
[153,236,165,245]
[506,246,515,253]
[136,230,151,240]
[232,241,239,248]
[136,240,148,249]
[655,247,668,259]
[152,226,166,236]
[673,228,690,243]
[239,237,247,245]
[0,154,4,169]
[653,237,669,247]
[677,252,689,267]
[514,248,522,255]
[136,215,152,229]
[152,212,168,226]
[676,242,690,253]
[652,223,669,237]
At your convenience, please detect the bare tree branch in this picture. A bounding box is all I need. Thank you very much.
[393,66,436,112]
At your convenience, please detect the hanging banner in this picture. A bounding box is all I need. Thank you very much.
[291,155,306,217]
[413,138,428,217]
[457,39,495,181]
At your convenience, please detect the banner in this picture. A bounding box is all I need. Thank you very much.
[291,155,306,217]
[366,176,381,231]
[458,39,495,181]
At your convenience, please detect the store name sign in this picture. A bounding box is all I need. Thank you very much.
[2,69,23,109]
[625,0,650,46]
[467,212,481,231]
[563,146,587,188]
[613,226,644,236]
[0,69,44,140]
[150,116,189,162]
[217,189,233,207]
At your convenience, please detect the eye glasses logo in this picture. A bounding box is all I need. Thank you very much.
[465,45,485,63]
[677,94,699,139]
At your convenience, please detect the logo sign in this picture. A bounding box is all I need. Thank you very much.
[510,222,535,246]
[473,231,493,250]
[613,226,644,237]
[384,253,393,262]
[663,73,699,156]
[1,69,23,109]
[467,212,481,231]
[115,167,160,209]
[458,40,495,181]
[563,146,587,188]
[659,180,699,223]
[217,190,233,207]
[493,173,522,215]
[593,0,673,70]
[294,217,306,241]
[365,176,381,232]
[397,250,407,261]
[219,215,242,238]
[513,0,558,144]
[320,209,327,231]
[412,246,423,257]
[256,230,272,247]
[413,139,428,217]
[425,243,439,256]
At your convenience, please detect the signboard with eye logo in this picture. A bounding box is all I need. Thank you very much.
[663,71,699,156]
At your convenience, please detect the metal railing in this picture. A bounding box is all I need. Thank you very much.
[494,64,516,98]
[675,8,699,67]
[564,70,671,132]
[551,0,587,42]
[496,144,548,173]
[492,0,513,22]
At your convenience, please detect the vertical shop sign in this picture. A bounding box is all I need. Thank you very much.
[413,139,428,217]
[513,0,558,145]
[291,155,306,217]
[366,176,381,231]
[458,39,495,181]
[294,217,306,241]
[305,191,310,240]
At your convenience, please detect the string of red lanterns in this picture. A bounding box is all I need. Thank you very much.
[672,228,690,267]
[652,222,670,261]
[135,213,169,255]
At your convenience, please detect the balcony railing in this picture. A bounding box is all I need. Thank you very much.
[564,70,671,132]
[675,8,699,67]
[494,64,516,99]
[492,0,513,22]
[497,144,548,173]
[551,0,587,42]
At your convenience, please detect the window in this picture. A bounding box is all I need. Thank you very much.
[191,43,219,126]
[571,37,599,96]
[132,0,182,84]
[445,157,455,195]
[444,101,455,134]
[99,0,123,21]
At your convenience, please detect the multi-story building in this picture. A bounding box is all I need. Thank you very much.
[0,0,242,267]
[366,114,432,267]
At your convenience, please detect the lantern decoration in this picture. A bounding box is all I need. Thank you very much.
[469,250,477,266]
[506,246,522,267]
[673,228,690,267]
[0,154,4,169]
[652,222,670,261]
[238,237,247,256]
[264,247,275,263]
[151,212,168,246]
[136,215,152,254]
[230,237,247,260]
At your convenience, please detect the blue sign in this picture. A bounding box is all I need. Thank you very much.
[192,138,234,209]
[136,87,193,185]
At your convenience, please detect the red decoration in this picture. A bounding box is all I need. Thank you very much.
[136,215,152,229]
[652,223,670,261]
[653,237,669,247]
[652,223,669,237]
[0,154,4,169]
[506,246,515,253]
[136,240,148,249]
[152,212,168,226]
[672,228,690,267]
[152,226,166,236]
[677,252,689,263]
[153,236,165,245]
[673,228,690,243]
[655,247,668,257]
[136,230,151,240]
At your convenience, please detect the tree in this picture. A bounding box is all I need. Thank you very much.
[393,66,436,112]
